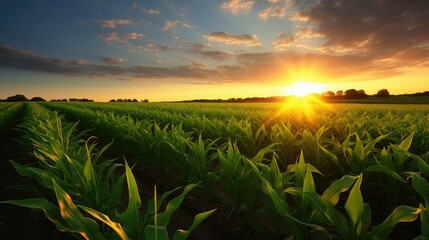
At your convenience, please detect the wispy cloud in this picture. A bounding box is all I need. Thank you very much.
[102,57,128,64]
[204,32,260,47]
[141,7,160,15]
[96,19,133,28]
[162,20,192,32]
[259,6,287,20]
[98,32,144,44]
[199,51,232,61]
[220,0,254,14]
[272,32,295,48]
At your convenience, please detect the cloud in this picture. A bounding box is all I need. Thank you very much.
[297,0,429,55]
[96,19,133,28]
[162,20,192,32]
[102,57,128,64]
[141,8,160,15]
[204,32,260,47]
[199,51,232,61]
[132,3,160,14]
[273,27,324,49]
[2,43,429,84]
[0,45,221,81]
[220,0,254,14]
[98,32,144,44]
[259,6,287,20]
[273,32,296,48]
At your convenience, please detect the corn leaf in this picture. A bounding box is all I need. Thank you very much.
[365,205,419,239]
[344,173,364,236]
[1,198,68,232]
[53,180,105,240]
[173,209,216,240]
[144,225,169,240]
[158,183,197,226]
[322,175,357,206]
[79,205,129,240]
[122,161,142,237]
[365,165,406,183]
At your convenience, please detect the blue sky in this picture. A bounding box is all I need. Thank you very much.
[1,0,429,101]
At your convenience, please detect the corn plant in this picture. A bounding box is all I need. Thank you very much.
[302,173,419,239]
[216,141,260,216]
[2,104,215,239]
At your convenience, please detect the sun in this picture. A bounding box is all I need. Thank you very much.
[285,81,325,97]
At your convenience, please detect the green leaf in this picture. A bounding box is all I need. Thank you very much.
[144,225,169,240]
[1,198,68,232]
[420,203,429,238]
[410,153,429,177]
[344,173,364,236]
[9,160,54,189]
[322,175,357,206]
[365,165,406,183]
[53,180,106,240]
[79,205,129,240]
[366,205,419,239]
[173,209,216,240]
[409,172,429,206]
[122,160,142,238]
[320,145,345,174]
[304,192,349,238]
[158,183,197,226]
[398,132,414,151]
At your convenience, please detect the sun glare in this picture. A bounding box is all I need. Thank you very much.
[286,82,325,97]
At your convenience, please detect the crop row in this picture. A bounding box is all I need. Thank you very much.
[38,102,429,239]
[0,103,24,130]
[2,103,214,240]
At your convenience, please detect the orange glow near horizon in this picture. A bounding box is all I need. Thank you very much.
[264,95,333,126]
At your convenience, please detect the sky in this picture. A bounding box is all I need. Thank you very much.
[1,0,429,101]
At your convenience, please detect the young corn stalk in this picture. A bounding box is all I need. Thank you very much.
[2,104,215,240]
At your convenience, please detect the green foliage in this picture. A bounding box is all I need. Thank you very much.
[1,104,214,240]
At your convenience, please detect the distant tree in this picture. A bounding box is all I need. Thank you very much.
[69,98,78,102]
[358,89,368,97]
[61,99,68,102]
[117,99,123,102]
[6,94,29,102]
[336,90,344,97]
[376,89,390,98]
[109,99,116,102]
[132,99,138,102]
[344,89,360,99]
[30,97,46,102]
[324,91,335,97]
[141,99,149,102]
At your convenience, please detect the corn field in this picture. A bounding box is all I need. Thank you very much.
[1,101,429,239]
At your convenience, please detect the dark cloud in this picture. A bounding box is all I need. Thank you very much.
[298,0,429,54]
[0,45,220,81]
[102,57,127,64]
[2,43,429,84]
[199,51,232,61]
